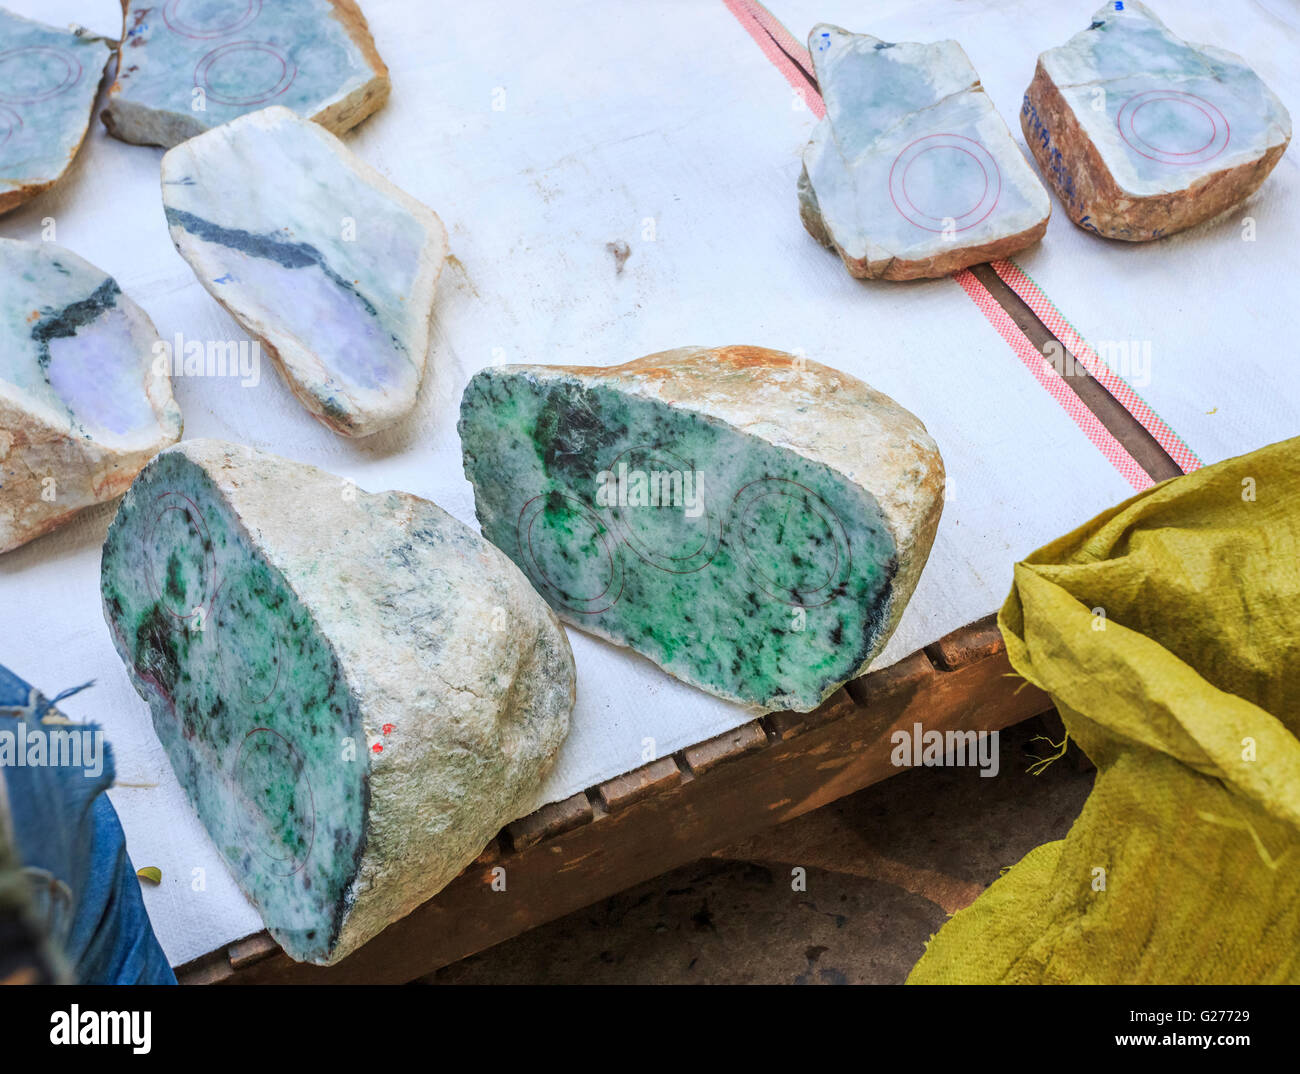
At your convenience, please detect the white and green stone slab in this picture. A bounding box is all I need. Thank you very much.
[0,9,110,215]
[102,0,389,148]
[459,346,945,713]
[101,439,575,965]
[1022,1,1291,241]
[798,23,1050,280]
[161,105,448,438]
[0,238,182,553]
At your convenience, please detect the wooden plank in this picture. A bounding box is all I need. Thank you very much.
[848,650,932,705]
[764,687,858,742]
[927,613,1003,671]
[596,758,681,812]
[682,722,767,775]
[226,932,279,971]
[176,953,233,986]
[505,792,593,851]
[187,622,1052,985]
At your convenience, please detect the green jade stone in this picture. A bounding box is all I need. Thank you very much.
[101,449,363,963]
[460,348,945,712]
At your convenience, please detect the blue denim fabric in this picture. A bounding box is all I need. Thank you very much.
[0,664,174,985]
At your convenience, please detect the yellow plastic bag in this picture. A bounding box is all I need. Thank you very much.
[908,437,1300,984]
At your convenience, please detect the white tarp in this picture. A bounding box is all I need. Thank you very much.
[8,0,1261,965]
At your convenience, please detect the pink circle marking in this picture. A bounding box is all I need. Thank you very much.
[1116,90,1230,165]
[729,479,853,608]
[194,41,296,106]
[517,494,624,615]
[0,105,22,148]
[234,727,315,877]
[163,0,263,39]
[0,47,82,104]
[888,133,1002,234]
[144,491,216,622]
[605,445,721,575]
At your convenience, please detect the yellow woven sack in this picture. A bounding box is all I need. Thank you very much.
[908,437,1300,984]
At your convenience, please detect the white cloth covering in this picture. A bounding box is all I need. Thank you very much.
[0,0,1157,965]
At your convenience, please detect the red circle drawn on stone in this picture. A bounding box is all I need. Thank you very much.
[0,47,82,104]
[604,444,721,575]
[888,133,1002,234]
[0,105,22,148]
[517,493,624,615]
[144,491,217,623]
[1116,89,1230,166]
[194,41,296,107]
[163,0,263,40]
[234,726,315,877]
[729,478,853,608]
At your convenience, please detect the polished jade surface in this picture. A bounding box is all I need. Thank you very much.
[0,10,108,206]
[101,449,365,964]
[460,368,900,711]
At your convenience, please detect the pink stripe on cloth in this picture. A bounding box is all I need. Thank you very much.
[991,260,1202,474]
[739,0,813,67]
[722,0,824,117]
[954,269,1154,492]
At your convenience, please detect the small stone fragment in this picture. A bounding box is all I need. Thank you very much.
[799,23,1050,280]
[103,0,389,148]
[161,106,448,437]
[101,440,574,965]
[1022,1,1291,241]
[459,346,945,712]
[0,239,182,554]
[0,10,111,215]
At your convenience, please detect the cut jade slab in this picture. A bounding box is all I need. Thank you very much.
[799,23,1050,280]
[161,106,448,437]
[101,440,575,965]
[1022,1,1291,240]
[459,346,945,713]
[0,238,181,554]
[103,0,389,148]
[0,10,111,215]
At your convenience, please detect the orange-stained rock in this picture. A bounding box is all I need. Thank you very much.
[1021,1,1290,241]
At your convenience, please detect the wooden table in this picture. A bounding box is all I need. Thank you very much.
[176,614,1054,984]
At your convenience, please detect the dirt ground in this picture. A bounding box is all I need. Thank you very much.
[425,713,1094,985]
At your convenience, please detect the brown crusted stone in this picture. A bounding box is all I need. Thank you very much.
[1021,3,1290,241]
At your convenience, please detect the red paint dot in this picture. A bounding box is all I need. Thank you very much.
[382,724,394,735]
[371,743,383,753]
